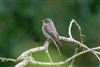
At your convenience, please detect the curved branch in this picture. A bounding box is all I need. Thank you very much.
[28,46,100,65]
[59,36,100,55]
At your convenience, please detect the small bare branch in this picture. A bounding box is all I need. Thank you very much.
[0,57,16,62]
[15,60,28,67]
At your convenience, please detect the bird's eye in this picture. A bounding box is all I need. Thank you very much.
[45,20,49,22]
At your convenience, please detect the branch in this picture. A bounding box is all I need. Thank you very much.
[68,19,83,67]
[16,46,100,66]
[0,57,16,62]
[15,60,28,67]
[14,36,100,67]
[59,36,100,55]
[17,39,50,61]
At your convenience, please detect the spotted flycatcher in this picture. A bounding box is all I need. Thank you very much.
[42,18,62,55]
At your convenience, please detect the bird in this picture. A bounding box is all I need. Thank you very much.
[42,18,62,55]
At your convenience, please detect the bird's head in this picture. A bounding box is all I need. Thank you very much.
[41,18,52,24]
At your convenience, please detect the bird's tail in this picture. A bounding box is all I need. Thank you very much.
[53,39,62,56]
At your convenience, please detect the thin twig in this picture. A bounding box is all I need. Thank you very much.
[0,57,16,62]
[45,50,54,65]
[68,19,86,67]
[68,47,79,67]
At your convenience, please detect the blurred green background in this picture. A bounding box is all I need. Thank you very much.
[0,0,100,67]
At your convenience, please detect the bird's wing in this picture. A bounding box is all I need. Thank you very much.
[44,25,61,45]
[44,25,62,55]
[44,25,58,40]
